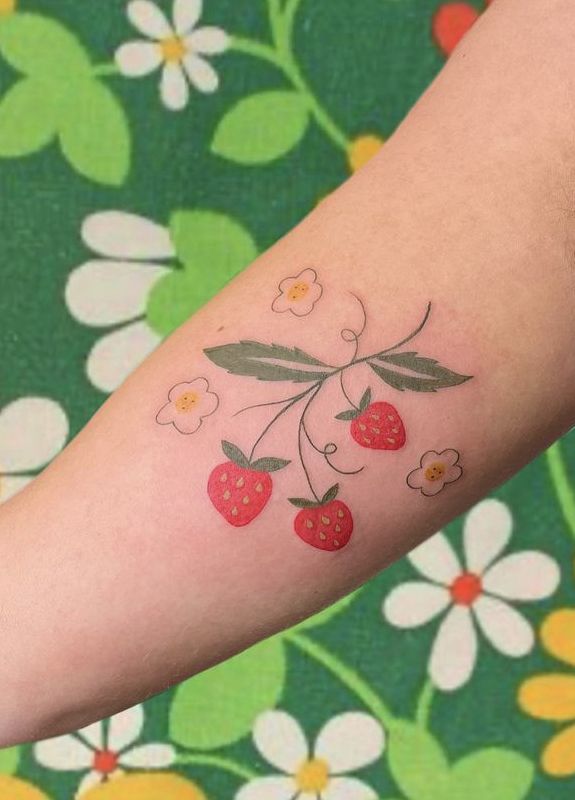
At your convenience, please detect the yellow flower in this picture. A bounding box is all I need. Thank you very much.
[0,775,50,799]
[347,134,384,173]
[0,0,16,15]
[518,608,575,777]
[81,772,207,799]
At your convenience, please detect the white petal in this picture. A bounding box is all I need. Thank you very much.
[183,54,219,93]
[76,771,103,797]
[161,63,189,110]
[108,705,144,752]
[119,743,176,768]
[463,499,512,574]
[236,776,297,800]
[0,474,31,503]
[383,582,451,628]
[188,26,229,54]
[473,595,534,657]
[253,710,309,773]
[34,735,93,771]
[0,398,68,473]
[173,0,202,35]
[315,713,385,773]
[482,551,560,601]
[429,606,477,691]
[408,532,461,585]
[66,260,169,326]
[115,41,162,76]
[127,0,172,39]
[77,721,103,750]
[82,211,174,260]
[86,322,161,393]
[323,777,377,800]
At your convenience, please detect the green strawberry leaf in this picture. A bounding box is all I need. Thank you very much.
[57,79,130,186]
[321,484,339,504]
[359,387,372,410]
[221,440,250,469]
[0,746,20,775]
[335,409,359,421]
[387,720,449,800]
[0,78,57,156]
[288,497,319,508]
[212,90,310,164]
[446,748,534,800]
[169,637,285,750]
[369,352,471,393]
[204,341,332,383]
[0,13,92,78]
[251,456,291,473]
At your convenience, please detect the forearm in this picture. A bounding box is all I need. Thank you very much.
[2,0,575,743]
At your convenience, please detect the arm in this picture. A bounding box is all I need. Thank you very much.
[2,0,574,744]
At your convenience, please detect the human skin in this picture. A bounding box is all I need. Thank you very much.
[1,0,574,745]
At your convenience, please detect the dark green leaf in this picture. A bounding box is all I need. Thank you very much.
[359,387,372,410]
[0,78,57,156]
[204,341,332,383]
[335,409,359,421]
[321,484,339,504]
[288,497,318,508]
[221,440,250,468]
[251,457,291,473]
[369,352,471,393]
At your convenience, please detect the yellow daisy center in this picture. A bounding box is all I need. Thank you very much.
[425,461,445,482]
[160,36,187,63]
[295,758,330,793]
[348,134,384,173]
[175,391,200,413]
[288,281,310,302]
[0,0,16,13]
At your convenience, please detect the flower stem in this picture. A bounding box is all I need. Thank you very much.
[176,751,256,781]
[414,678,435,728]
[92,61,119,77]
[286,631,397,730]
[546,440,575,542]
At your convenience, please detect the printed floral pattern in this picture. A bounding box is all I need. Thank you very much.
[406,448,462,496]
[156,377,219,434]
[271,269,323,317]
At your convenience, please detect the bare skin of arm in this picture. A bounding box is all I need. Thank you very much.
[1,0,574,745]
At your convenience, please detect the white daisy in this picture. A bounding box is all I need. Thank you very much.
[383,499,560,691]
[0,397,68,503]
[237,710,385,800]
[116,0,229,110]
[34,704,175,797]
[66,210,173,393]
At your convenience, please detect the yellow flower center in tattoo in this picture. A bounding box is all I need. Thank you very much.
[295,759,329,793]
[175,391,200,413]
[160,36,187,63]
[425,462,445,482]
[288,281,310,302]
[0,0,16,14]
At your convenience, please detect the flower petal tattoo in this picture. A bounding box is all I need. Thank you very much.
[406,449,463,496]
[156,377,219,435]
[272,268,323,317]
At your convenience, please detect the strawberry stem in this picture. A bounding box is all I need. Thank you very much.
[247,382,320,462]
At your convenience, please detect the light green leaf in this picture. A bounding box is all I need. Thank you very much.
[0,746,20,775]
[0,78,57,156]
[0,13,91,78]
[446,749,534,800]
[387,720,449,800]
[212,90,310,164]
[57,80,130,185]
[169,638,286,750]
[290,590,359,632]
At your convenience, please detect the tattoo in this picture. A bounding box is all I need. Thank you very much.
[406,449,463,496]
[156,378,219,435]
[271,268,323,317]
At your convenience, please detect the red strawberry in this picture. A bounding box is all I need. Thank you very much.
[208,441,289,527]
[432,2,479,56]
[290,485,353,551]
[336,389,406,450]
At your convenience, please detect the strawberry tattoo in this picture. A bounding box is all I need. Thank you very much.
[290,485,353,551]
[336,388,406,450]
[208,441,289,527]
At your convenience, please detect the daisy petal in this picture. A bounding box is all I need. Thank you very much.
[429,606,477,691]
[127,0,172,39]
[323,776,378,800]
[87,321,161,393]
[115,41,162,76]
[0,398,68,473]
[408,532,461,585]
[253,710,309,773]
[188,26,229,54]
[173,0,202,35]
[76,770,103,797]
[383,582,450,628]
[119,743,176,768]
[82,211,174,260]
[34,734,92,770]
[519,674,575,721]
[236,776,297,800]
[183,54,219,93]
[0,475,31,503]
[77,721,103,750]
[108,705,144,752]
[482,551,560,601]
[463,499,512,574]
[172,413,202,435]
[541,609,575,668]
[474,595,534,657]
[167,378,208,400]
[542,723,575,777]
[161,62,189,110]
[315,712,385,773]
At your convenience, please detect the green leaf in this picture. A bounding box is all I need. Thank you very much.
[204,341,332,383]
[359,387,372,410]
[221,440,250,468]
[369,352,471,393]
[251,456,291,473]
[0,78,57,156]
[0,746,20,775]
[212,90,310,164]
[57,79,130,185]
[288,497,318,508]
[321,484,339,504]
[291,589,359,632]
[169,638,286,750]
[446,749,534,800]
[335,409,358,421]
[0,13,91,78]
[387,720,449,800]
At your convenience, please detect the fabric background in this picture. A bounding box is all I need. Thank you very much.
[1,0,575,798]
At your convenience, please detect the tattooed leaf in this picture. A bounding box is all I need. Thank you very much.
[204,341,332,383]
[288,497,319,508]
[251,457,291,473]
[369,352,471,393]
[321,484,339,504]
[221,440,250,469]
[359,387,372,411]
[335,409,358,421]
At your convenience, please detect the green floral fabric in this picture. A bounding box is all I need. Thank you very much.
[1,0,574,798]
